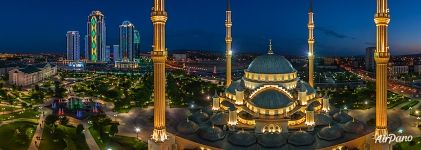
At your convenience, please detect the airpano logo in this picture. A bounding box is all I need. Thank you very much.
[374,134,413,144]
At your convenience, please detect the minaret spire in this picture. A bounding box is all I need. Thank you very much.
[268,39,274,55]
[374,0,390,149]
[225,0,233,87]
[307,0,315,87]
[149,0,173,149]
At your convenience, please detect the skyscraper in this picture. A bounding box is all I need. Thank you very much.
[365,47,375,72]
[84,35,88,60]
[112,45,120,62]
[307,0,315,88]
[66,31,80,61]
[87,11,106,62]
[105,45,111,62]
[119,21,135,62]
[134,30,141,60]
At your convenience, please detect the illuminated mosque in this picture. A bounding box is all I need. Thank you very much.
[148,0,391,149]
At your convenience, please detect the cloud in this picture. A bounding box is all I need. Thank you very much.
[316,27,355,40]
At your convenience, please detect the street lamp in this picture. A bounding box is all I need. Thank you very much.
[135,127,141,140]
[417,117,420,127]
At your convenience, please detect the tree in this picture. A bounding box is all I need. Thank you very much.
[45,114,59,125]
[59,116,69,125]
[76,124,84,135]
[109,124,119,136]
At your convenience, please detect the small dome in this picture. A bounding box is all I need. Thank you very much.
[210,112,228,126]
[251,90,292,109]
[236,79,245,91]
[288,131,314,146]
[333,112,352,123]
[291,111,305,120]
[298,81,307,93]
[247,54,296,74]
[315,113,333,126]
[306,101,321,111]
[190,110,209,124]
[318,125,343,141]
[177,119,199,135]
[197,126,225,141]
[328,107,340,116]
[228,130,257,147]
[258,133,287,148]
[239,111,254,120]
[343,119,365,133]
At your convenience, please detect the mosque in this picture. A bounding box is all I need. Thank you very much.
[148,0,391,149]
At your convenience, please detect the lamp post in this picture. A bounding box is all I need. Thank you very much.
[135,127,140,140]
[417,117,420,127]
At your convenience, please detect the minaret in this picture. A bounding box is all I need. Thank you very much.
[307,0,315,88]
[149,0,169,147]
[374,0,390,149]
[225,0,233,87]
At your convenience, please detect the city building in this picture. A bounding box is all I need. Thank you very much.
[112,45,119,61]
[115,21,139,69]
[8,63,57,86]
[134,29,141,60]
[87,11,106,62]
[84,35,88,60]
[365,47,375,72]
[414,65,421,75]
[391,65,409,76]
[66,31,80,61]
[105,45,111,62]
[118,21,135,62]
[172,53,187,62]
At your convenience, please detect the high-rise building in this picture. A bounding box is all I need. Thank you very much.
[112,45,120,62]
[66,31,80,61]
[119,21,135,62]
[134,30,141,60]
[105,45,111,62]
[84,35,89,60]
[365,47,375,72]
[87,11,106,62]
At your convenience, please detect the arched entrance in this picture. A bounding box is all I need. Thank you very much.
[262,124,282,133]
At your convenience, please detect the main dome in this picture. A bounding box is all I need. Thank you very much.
[247,54,296,74]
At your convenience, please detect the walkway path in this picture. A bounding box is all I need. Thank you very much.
[27,107,50,150]
[82,122,100,150]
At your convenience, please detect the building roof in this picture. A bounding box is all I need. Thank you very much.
[315,113,333,126]
[177,119,199,135]
[333,112,352,123]
[247,54,296,74]
[210,112,228,126]
[318,125,343,141]
[228,130,257,147]
[197,126,225,141]
[19,66,41,74]
[287,131,314,146]
[343,119,365,133]
[258,133,287,148]
[251,89,292,109]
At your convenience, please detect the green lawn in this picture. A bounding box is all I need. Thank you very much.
[0,109,40,121]
[39,125,90,150]
[401,100,419,110]
[393,137,421,150]
[0,121,37,150]
[89,127,147,150]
